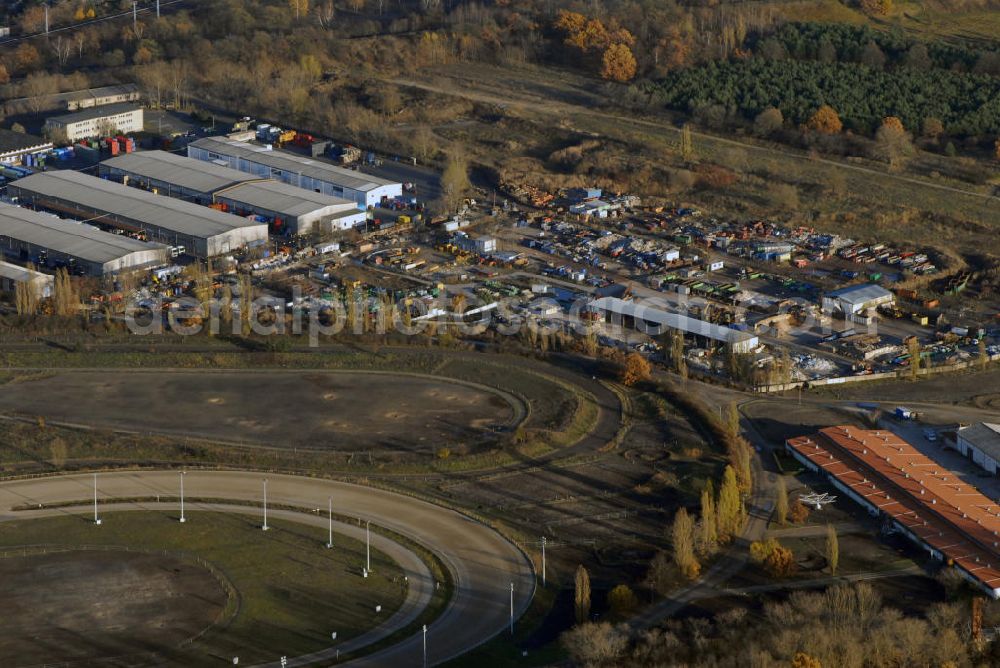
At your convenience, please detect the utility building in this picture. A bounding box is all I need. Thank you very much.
[8,171,267,258]
[822,284,894,316]
[956,423,1000,475]
[44,103,143,142]
[0,203,167,276]
[188,137,401,209]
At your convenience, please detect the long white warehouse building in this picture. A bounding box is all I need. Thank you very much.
[100,151,366,235]
[588,296,759,353]
[0,203,167,276]
[8,171,268,258]
[188,137,402,209]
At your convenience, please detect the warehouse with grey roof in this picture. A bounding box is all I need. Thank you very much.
[8,171,268,257]
[214,180,365,235]
[100,150,259,203]
[100,151,366,234]
[188,137,402,208]
[0,203,167,276]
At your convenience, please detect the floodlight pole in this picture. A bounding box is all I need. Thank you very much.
[541,537,546,587]
[179,470,186,523]
[422,624,427,668]
[509,582,514,636]
[365,520,371,571]
[93,473,101,525]
[325,497,333,549]
[261,478,269,531]
[156,0,161,18]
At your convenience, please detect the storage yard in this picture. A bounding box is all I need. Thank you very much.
[8,171,268,257]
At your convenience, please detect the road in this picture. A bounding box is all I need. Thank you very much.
[0,470,535,667]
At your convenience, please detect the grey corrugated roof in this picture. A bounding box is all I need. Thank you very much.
[0,260,54,285]
[218,180,359,218]
[826,283,893,305]
[102,151,259,195]
[11,171,265,240]
[589,296,757,346]
[960,423,1000,462]
[0,203,162,264]
[0,129,52,154]
[191,137,397,192]
[47,102,141,126]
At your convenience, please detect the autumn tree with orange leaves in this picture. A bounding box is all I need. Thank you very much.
[805,105,843,134]
[601,43,637,82]
[554,10,637,82]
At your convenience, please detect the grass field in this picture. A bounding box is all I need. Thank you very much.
[0,511,406,666]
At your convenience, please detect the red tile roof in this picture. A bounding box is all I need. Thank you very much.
[787,426,1000,592]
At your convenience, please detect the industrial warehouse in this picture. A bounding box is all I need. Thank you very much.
[100,150,259,204]
[100,151,366,234]
[187,137,402,208]
[588,296,759,353]
[0,203,167,276]
[786,426,1000,599]
[8,171,268,258]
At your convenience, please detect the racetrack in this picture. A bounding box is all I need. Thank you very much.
[0,471,535,667]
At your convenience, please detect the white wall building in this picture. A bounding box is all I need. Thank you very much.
[188,137,402,209]
[956,423,1000,475]
[821,283,894,316]
[45,103,143,142]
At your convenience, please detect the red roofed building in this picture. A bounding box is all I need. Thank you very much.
[787,426,1000,598]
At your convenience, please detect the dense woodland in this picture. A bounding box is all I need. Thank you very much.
[2,0,998,153]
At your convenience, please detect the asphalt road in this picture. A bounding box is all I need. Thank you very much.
[0,470,535,667]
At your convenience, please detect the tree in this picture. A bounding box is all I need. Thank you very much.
[607,584,638,618]
[14,44,42,75]
[907,335,921,380]
[753,107,783,136]
[0,63,9,85]
[698,483,718,555]
[861,0,892,16]
[860,41,886,69]
[980,337,990,371]
[601,43,637,82]
[826,523,839,575]
[289,0,309,19]
[679,123,694,161]
[49,437,68,468]
[789,499,810,524]
[620,352,651,386]
[792,651,823,668]
[717,465,743,541]
[574,565,592,624]
[667,329,687,378]
[441,152,471,214]
[805,105,842,134]
[775,475,789,526]
[671,507,700,580]
[905,43,931,71]
[560,622,628,665]
[768,183,799,210]
[873,116,914,171]
[921,117,944,140]
[764,542,795,576]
